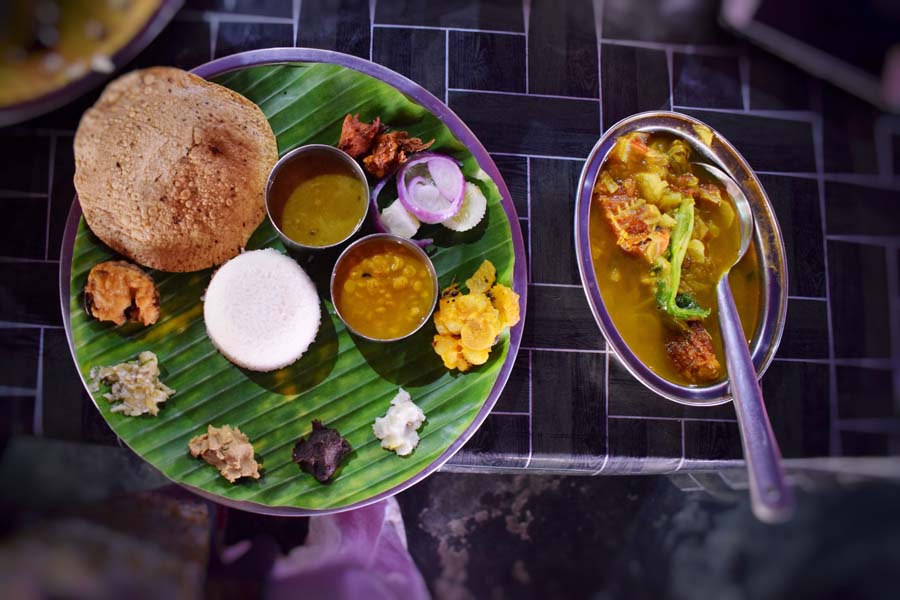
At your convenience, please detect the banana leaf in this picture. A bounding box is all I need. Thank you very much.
[67,62,519,511]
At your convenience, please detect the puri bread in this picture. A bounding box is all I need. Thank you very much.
[74,67,278,272]
[203,249,321,372]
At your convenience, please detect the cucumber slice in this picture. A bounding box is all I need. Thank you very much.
[381,199,420,239]
[442,182,487,232]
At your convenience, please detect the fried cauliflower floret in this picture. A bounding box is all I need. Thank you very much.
[465,260,496,294]
[435,287,496,336]
[460,314,501,351]
[432,333,472,372]
[461,346,490,366]
[431,260,521,372]
[489,284,521,329]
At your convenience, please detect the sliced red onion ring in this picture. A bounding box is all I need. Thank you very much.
[397,154,465,224]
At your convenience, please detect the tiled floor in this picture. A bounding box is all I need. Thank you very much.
[1,0,899,474]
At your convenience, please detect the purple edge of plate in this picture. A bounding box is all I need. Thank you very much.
[59,47,528,517]
[0,0,184,127]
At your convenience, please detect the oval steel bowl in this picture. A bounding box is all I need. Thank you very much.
[574,111,788,405]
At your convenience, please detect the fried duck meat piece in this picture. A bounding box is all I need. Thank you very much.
[362,130,435,178]
[665,321,721,383]
[188,424,261,483]
[601,194,671,263]
[84,260,160,326]
[292,420,352,483]
[338,113,382,158]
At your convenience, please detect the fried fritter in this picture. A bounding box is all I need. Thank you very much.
[84,260,159,326]
[362,130,434,178]
[431,260,521,372]
[338,113,382,158]
[466,260,496,294]
[489,283,521,329]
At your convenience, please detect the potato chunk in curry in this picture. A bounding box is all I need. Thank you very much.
[590,132,761,385]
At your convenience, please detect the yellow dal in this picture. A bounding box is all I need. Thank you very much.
[273,154,367,247]
[334,239,435,340]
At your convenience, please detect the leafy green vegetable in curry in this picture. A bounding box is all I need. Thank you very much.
[589,132,760,385]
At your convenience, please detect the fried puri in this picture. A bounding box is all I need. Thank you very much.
[74,67,278,272]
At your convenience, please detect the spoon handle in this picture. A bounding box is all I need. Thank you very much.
[717,278,794,523]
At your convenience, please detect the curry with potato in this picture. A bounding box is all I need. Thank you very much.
[589,132,760,385]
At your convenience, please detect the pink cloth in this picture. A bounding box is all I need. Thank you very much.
[267,498,430,600]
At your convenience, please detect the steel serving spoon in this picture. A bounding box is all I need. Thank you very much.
[692,161,794,524]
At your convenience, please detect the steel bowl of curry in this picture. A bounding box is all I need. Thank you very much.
[266,144,370,251]
[575,111,788,405]
[331,233,439,342]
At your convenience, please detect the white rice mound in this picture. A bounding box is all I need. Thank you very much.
[203,248,321,372]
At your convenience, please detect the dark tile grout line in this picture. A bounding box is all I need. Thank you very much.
[208,16,219,60]
[886,248,900,415]
[0,385,37,396]
[755,171,900,188]
[444,30,449,105]
[837,417,900,434]
[44,134,56,260]
[810,81,841,456]
[523,347,606,354]
[593,325,611,475]
[4,128,74,137]
[368,0,376,59]
[177,9,293,25]
[739,48,750,111]
[523,143,533,469]
[0,257,58,264]
[490,151,584,162]
[0,321,62,329]
[532,282,581,288]
[0,191,48,198]
[525,349,533,468]
[523,0,531,94]
[676,419,687,471]
[774,357,894,369]
[446,87,596,102]
[609,415,738,424]
[666,47,674,112]
[593,0,603,132]
[602,342,610,471]
[672,104,816,121]
[526,156,532,282]
[826,235,900,249]
[374,23,525,37]
[600,38,742,57]
[33,327,44,435]
[293,0,302,49]
[873,115,899,185]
